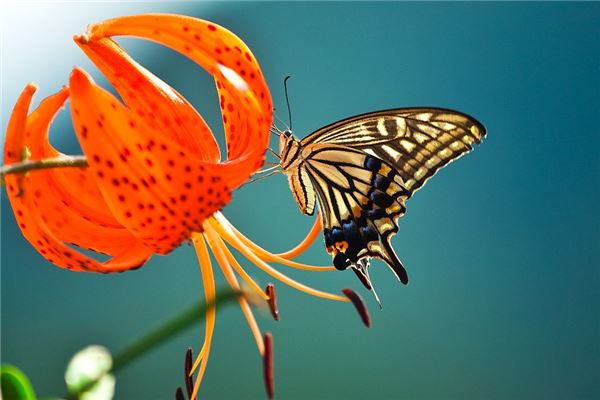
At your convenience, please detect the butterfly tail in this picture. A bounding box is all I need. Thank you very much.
[351,259,373,290]
[381,241,408,285]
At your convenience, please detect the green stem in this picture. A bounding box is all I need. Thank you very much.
[0,156,88,186]
[67,288,244,399]
[112,289,242,372]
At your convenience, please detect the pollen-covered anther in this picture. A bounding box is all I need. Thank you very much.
[265,284,279,321]
[263,332,274,400]
[342,288,371,328]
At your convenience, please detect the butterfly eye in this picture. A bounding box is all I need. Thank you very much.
[282,129,292,138]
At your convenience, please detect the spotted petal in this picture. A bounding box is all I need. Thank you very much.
[4,85,153,272]
[74,36,220,162]
[69,68,232,254]
[83,13,273,188]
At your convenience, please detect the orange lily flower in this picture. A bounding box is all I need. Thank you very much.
[3,14,364,398]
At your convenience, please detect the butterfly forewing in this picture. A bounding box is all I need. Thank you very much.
[302,108,486,195]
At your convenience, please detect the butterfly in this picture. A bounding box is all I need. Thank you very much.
[276,107,486,303]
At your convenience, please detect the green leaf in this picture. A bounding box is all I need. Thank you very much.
[64,346,114,400]
[1,364,37,400]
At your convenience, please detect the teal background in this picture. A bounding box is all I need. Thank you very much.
[2,2,599,399]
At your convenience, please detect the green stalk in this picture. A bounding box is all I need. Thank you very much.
[67,288,244,399]
[0,156,88,186]
[112,289,242,372]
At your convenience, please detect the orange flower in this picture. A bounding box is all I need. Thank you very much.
[3,14,363,398]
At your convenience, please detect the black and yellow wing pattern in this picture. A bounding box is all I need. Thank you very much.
[284,107,486,290]
[302,108,486,195]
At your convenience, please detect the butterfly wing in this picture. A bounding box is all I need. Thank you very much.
[291,108,486,286]
[301,144,410,284]
[286,164,316,215]
[301,108,486,195]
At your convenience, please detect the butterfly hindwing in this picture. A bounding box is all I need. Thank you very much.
[302,144,410,283]
[286,164,316,215]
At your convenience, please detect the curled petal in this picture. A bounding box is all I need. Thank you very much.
[84,13,273,187]
[24,87,119,227]
[4,85,153,272]
[69,68,231,254]
[20,87,141,254]
[74,36,220,162]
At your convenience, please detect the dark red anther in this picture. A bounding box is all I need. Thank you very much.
[342,288,371,328]
[265,284,280,321]
[263,332,274,399]
[184,347,196,400]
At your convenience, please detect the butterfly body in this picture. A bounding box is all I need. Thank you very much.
[279,108,486,294]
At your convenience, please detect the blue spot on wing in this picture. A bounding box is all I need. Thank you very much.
[364,155,381,171]
[372,175,390,191]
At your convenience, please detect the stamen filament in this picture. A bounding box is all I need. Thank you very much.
[275,213,322,259]
[190,232,216,399]
[221,242,270,301]
[214,213,335,271]
[209,216,348,303]
[204,225,265,355]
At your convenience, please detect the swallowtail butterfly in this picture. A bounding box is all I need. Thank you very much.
[278,108,486,302]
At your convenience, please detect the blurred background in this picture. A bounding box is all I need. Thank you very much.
[1,2,599,399]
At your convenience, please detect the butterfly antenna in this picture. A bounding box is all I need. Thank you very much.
[283,75,293,131]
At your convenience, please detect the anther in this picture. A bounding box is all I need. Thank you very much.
[184,347,195,399]
[265,284,279,321]
[342,288,371,328]
[263,332,274,400]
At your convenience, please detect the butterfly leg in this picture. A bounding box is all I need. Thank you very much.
[351,258,382,308]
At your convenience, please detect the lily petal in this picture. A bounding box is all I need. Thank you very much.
[74,36,220,162]
[69,68,231,254]
[4,85,153,272]
[83,13,273,187]
[21,87,142,254]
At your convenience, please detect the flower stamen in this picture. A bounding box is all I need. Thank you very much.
[342,288,371,328]
[208,215,349,302]
[263,332,274,400]
[275,213,322,259]
[215,213,335,271]
[265,284,279,321]
[220,240,270,301]
[204,224,265,355]
[190,233,216,398]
